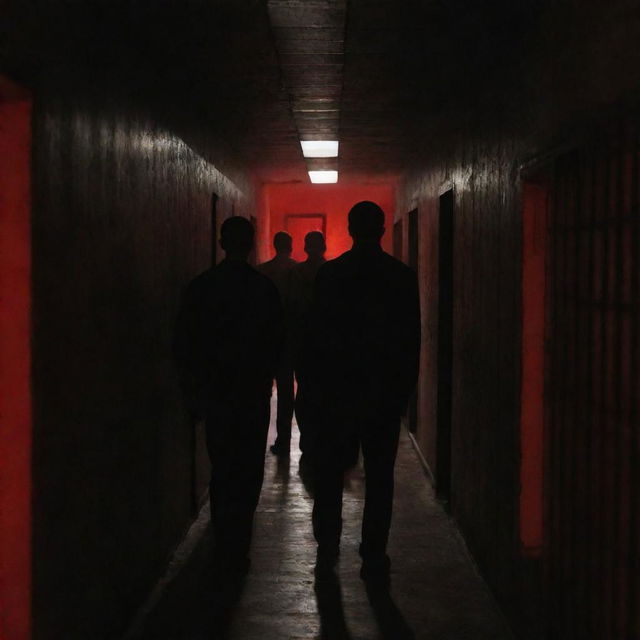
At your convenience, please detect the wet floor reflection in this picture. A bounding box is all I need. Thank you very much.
[135,398,513,640]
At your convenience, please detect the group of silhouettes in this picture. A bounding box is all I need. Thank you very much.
[174,200,420,593]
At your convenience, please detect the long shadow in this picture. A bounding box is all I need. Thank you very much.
[298,455,315,496]
[314,573,353,640]
[199,573,247,640]
[274,453,291,485]
[365,584,416,640]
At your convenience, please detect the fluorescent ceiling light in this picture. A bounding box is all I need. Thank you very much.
[309,170,338,184]
[301,140,339,158]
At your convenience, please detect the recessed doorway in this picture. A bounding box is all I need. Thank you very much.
[437,189,454,504]
[407,209,419,434]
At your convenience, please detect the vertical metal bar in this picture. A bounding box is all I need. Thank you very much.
[616,121,633,640]
[571,149,587,639]
[610,125,625,639]
[564,153,578,639]
[598,143,612,640]
[545,157,561,638]
[543,166,553,638]
[584,146,597,639]
[604,133,622,640]
[628,124,640,639]
[559,156,572,639]
[590,148,605,639]
[550,160,561,639]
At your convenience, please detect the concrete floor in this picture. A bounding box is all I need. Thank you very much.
[133,398,514,639]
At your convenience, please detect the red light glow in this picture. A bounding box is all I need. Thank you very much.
[262,182,395,262]
[0,79,32,640]
[520,182,546,556]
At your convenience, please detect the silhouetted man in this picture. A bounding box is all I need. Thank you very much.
[290,231,327,459]
[309,201,420,587]
[258,231,297,456]
[174,217,283,577]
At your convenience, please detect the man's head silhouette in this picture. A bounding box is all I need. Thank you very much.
[220,216,254,260]
[304,231,326,259]
[348,201,385,242]
[273,231,293,256]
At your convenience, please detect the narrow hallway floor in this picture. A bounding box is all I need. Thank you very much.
[134,398,513,639]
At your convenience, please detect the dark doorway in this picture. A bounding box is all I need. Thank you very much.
[520,179,547,556]
[393,219,403,260]
[407,209,419,433]
[436,190,454,504]
[249,215,258,265]
[211,193,219,266]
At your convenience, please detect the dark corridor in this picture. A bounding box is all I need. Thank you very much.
[2,1,640,639]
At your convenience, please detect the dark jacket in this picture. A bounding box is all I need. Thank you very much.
[174,259,284,413]
[307,243,420,418]
[257,255,297,313]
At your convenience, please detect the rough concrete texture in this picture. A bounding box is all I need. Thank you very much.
[134,399,513,640]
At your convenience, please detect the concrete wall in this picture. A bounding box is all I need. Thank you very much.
[396,1,640,636]
[30,76,254,639]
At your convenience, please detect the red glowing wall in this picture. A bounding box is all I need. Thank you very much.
[520,182,546,555]
[262,183,395,262]
[0,78,32,640]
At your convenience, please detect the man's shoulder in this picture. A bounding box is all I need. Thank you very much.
[256,257,274,273]
[316,254,347,278]
[253,265,279,287]
[258,256,297,277]
[320,249,411,273]
[186,267,215,291]
[243,265,281,302]
[379,251,416,279]
[186,265,278,313]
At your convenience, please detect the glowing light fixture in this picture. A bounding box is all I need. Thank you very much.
[309,170,338,184]
[301,140,339,158]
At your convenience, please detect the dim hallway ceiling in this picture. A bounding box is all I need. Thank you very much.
[3,0,541,183]
[1,1,640,640]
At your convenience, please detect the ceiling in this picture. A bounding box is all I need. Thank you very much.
[1,0,539,184]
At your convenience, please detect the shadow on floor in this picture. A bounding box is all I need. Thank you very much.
[132,413,513,640]
[365,583,416,639]
[198,574,247,640]
[314,573,352,639]
[314,571,415,640]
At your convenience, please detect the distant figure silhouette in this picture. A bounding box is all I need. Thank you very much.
[174,217,284,578]
[308,201,420,588]
[258,231,298,456]
[290,231,327,460]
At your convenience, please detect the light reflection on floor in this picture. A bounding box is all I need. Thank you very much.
[137,396,513,639]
